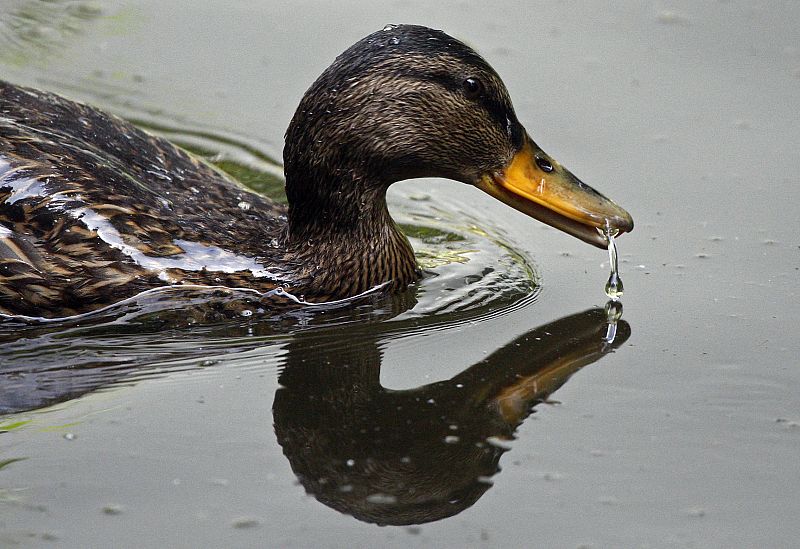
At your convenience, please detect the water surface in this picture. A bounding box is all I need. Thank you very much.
[1,1,799,548]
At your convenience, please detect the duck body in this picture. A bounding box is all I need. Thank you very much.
[0,25,632,319]
[0,81,294,317]
[0,81,418,318]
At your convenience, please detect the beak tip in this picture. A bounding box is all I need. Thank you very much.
[620,216,634,234]
[612,210,634,235]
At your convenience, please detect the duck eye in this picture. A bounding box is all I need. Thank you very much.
[462,77,484,100]
[536,156,554,172]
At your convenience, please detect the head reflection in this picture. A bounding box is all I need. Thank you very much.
[274,306,630,526]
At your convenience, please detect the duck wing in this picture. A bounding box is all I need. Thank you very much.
[0,81,285,317]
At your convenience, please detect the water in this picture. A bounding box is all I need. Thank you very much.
[1,2,800,548]
[603,228,624,300]
[603,300,623,344]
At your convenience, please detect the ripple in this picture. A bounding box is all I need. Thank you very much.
[0,1,106,67]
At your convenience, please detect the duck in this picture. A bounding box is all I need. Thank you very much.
[0,24,632,319]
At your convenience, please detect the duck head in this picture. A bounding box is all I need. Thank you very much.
[284,24,632,248]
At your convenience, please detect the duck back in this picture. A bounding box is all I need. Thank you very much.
[0,81,285,318]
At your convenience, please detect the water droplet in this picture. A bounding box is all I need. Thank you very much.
[382,24,398,31]
[444,435,460,444]
[366,493,397,504]
[605,272,623,300]
[603,228,624,300]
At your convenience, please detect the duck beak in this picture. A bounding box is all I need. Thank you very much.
[476,135,633,248]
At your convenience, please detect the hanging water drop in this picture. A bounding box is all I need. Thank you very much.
[604,228,624,300]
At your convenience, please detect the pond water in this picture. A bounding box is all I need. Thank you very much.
[1,1,799,547]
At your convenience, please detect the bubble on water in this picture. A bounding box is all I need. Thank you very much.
[231,517,260,529]
[657,10,691,26]
[598,495,619,505]
[540,472,563,481]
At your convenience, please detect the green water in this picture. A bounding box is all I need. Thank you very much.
[1,1,799,548]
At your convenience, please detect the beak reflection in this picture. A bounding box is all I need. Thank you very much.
[275,305,631,525]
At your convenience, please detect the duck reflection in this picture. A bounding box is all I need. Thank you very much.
[0,293,630,527]
[274,307,630,526]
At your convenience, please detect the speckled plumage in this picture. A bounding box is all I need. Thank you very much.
[0,80,290,317]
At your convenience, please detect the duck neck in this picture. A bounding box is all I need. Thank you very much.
[283,172,419,299]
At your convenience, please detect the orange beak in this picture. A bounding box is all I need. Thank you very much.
[476,135,633,248]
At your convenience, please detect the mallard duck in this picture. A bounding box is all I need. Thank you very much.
[0,25,632,319]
